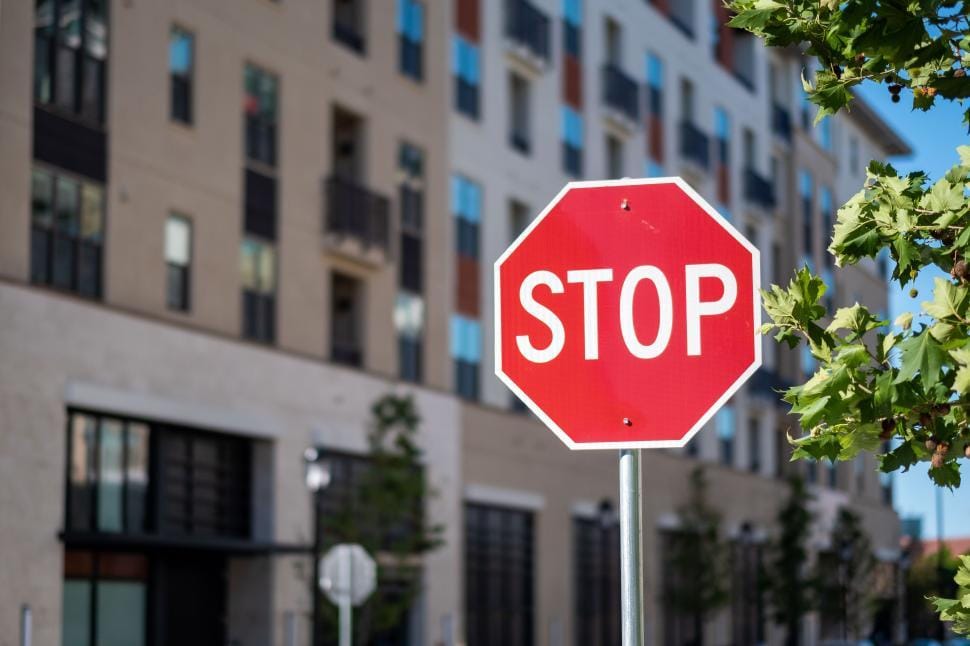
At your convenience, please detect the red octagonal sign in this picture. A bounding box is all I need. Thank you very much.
[495,178,761,449]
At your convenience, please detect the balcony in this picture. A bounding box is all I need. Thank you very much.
[771,103,792,141]
[744,168,776,211]
[602,64,640,124]
[679,121,710,171]
[323,176,391,265]
[505,0,550,68]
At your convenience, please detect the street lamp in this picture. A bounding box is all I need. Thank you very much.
[304,447,332,646]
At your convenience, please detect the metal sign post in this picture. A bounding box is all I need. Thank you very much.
[618,449,644,646]
[321,543,377,646]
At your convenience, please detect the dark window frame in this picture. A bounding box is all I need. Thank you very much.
[64,410,152,536]
[574,516,620,646]
[397,0,424,81]
[33,0,109,126]
[169,25,195,125]
[165,213,192,313]
[240,234,277,345]
[62,549,149,646]
[30,165,105,299]
[465,502,535,646]
[243,63,279,169]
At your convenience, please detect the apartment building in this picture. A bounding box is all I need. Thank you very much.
[0,1,462,645]
[0,0,908,645]
[452,1,908,645]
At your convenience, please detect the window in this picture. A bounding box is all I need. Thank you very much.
[879,442,893,504]
[561,106,584,176]
[452,173,481,395]
[606,134,623,179]
[65,410,253,540]
[331,272,364,367]
[574,516,620,645]
[849,136,859,174]
[169,27,194,124]
[397,0,424,80]
[34,0,108,124]
[509,199,530,242]
[680,77,695,122]
[164,214,191,312]
[399,142,424,292]
[240,236,276,343]
[799,169,813,258]
[716,405,735,467]
[562,0,582,57]
[604,17,621,66]
[646,53,664,165]
[333,0,366,53]
[818,116,832,151]
[67,413,150,534]
[244,64,278,168]
[453,36,481,118]
[452,315,481,400]
[30,166,104,298]
[715,107,731,203]
[395,293,424,382]
[509,73,531,154]
[398,142,425,382]
[730,535,765,645]
[466,503,534,646]
[748,417,760,473]
[854,456,865,493]
[825,461,837,488]
[820,186,834,269]
[453,174,481,258]
[63,551,148,646]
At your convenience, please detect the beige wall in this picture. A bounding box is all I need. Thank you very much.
[0,282,463,646]
[463,402,900,646]
[0,0,453,389]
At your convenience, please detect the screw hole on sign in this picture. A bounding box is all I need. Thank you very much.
[622,418,633,427]
[620,199,631,211]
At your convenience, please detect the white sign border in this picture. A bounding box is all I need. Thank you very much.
[493,176,762,450]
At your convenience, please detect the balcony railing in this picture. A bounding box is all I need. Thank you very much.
[505,0,551,62]
[743,167,776,210]
[602,64,640,121]
[324,176,390,254]
[771,103,792,141]
[679,121,710,170]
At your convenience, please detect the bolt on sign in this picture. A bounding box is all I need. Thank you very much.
[494,178,761,449]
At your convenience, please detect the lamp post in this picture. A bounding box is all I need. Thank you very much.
[305,447,332,646]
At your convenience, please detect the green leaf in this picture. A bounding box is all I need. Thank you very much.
[954,366,970,394]
[791,396,831,428]
[929,461,962,488]
[894,312,913,330]
[880,442,919,473]
[923,277,970,321]
[958,145,970,167]
[894,331,947,392]
[924,178,964,212]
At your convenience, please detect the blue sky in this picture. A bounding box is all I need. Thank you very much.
[851,83,970,539]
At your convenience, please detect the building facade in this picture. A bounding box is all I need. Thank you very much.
[0,0,908,645]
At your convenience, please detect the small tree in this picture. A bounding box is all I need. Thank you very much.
[663,467,729,645]
[813,508,874,640]
[908,546,960,638]
[933,553,970,637]
[319,394,443,644]
[764,476,815,646]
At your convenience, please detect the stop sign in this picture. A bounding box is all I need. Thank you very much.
[494,178,761,449]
